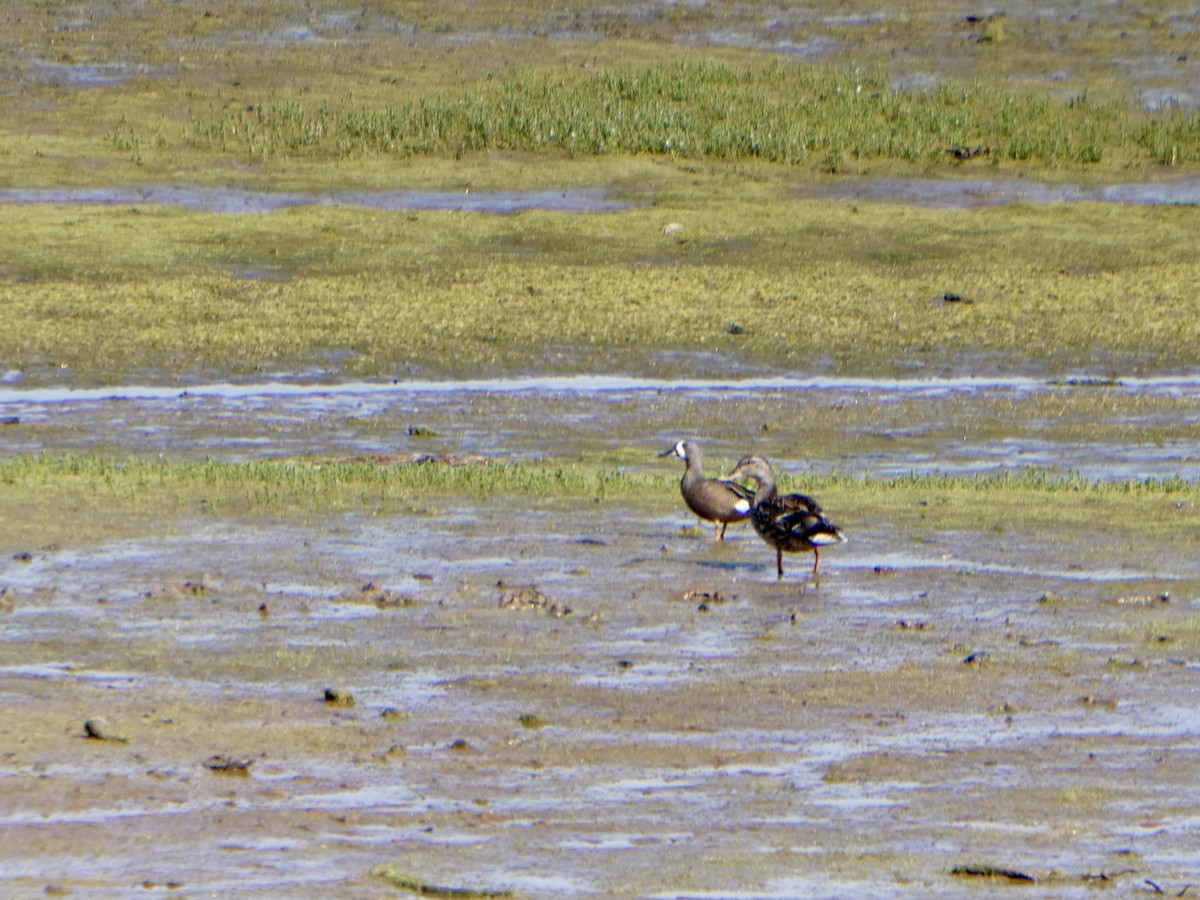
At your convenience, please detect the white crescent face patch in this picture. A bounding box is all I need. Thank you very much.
[675,440,688,459]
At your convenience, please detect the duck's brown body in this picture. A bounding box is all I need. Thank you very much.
[723,455,846,578]
[660,440,753,540]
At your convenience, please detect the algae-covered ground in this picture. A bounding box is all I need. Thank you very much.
[1,0,1199,383]
[3,190,1200,382]
[2,1,1200,897]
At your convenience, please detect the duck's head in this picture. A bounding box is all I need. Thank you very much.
[722,454,774,485]
[658,439,695,461]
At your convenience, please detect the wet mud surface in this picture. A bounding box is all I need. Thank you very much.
[3,379,1200,896]
[12,1,1198,110]
[794,175,1200,208]
[3,374,1200,481]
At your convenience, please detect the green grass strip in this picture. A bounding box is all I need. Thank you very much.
[0,453,1193,499]
[180,61,1199,167]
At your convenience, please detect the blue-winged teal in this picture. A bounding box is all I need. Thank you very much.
[660,439,754,540]
[723,455,846,578]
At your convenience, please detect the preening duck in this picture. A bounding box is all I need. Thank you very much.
[722,455,846,578]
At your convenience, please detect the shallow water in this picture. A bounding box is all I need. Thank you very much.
[0,186,630,215]
[2,177,1197,213]
[3,373,1198,481]
[795,175,1200,208]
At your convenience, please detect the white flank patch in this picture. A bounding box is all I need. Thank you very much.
[733,499,751,514]
[811,532,847,545]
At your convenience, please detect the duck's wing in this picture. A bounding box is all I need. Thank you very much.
[688,478,753,519]
[776,491,823,516]
[722,480,756,504]
[771,493,844,542]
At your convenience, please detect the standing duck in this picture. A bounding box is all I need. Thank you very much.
[659,439,754,540]
[722,455,846,578]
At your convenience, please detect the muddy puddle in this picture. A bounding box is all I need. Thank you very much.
[3,372,1200,896]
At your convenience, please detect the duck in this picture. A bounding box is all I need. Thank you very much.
[659,439,754,540]
[722,455,846,578]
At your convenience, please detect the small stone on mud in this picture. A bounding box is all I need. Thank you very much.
[1107,655,1147,669]
[616,659,634,669]
[378,744,406,761]
[84,718,129,743]
[962,651,990,665]
[1016,637,1058,648]
[338,582,418,608]
[13,551,32,562]
[951,864,1036,883]
[203,755,254,775]
[374,591,418,609]
[1036,591,1068,605]
[498,586,572,617]
[1113,592,1170,605]
[181,576,220,595]
[324,687,356,706]
[671,588,727,606]
[0,587,13,614]
[371,864,513,898]
[518,714,546,729]
[945,145,990,161]
[1078,695,1119,710]
[448,738,472,752]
